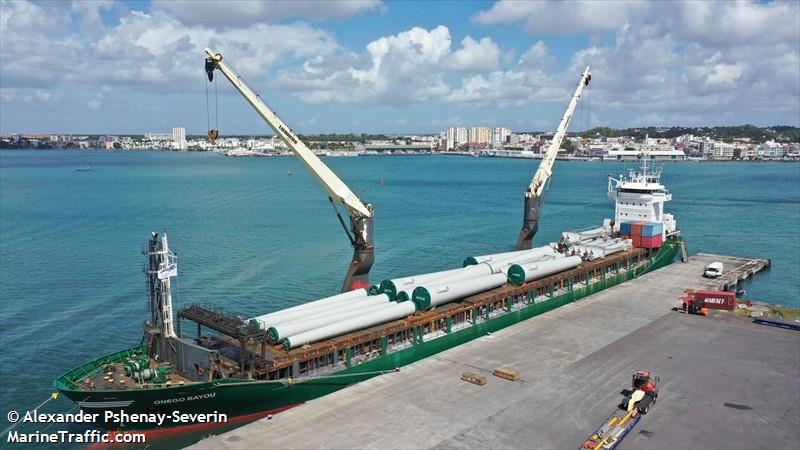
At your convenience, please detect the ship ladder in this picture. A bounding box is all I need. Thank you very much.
[678,240,688,262]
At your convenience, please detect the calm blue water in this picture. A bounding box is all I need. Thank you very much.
[1,150,798,445]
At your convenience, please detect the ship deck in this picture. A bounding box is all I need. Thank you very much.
[190,253,798,450]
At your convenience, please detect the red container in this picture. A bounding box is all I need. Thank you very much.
[693,290,737,311]
[640,234,663,249]
[631,222,644,237]
[632,234,642,247]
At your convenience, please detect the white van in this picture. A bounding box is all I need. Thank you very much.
[704,262,724,278]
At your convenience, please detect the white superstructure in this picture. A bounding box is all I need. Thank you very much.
[607,157,677,236]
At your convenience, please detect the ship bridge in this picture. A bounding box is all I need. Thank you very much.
[608,159,677,235]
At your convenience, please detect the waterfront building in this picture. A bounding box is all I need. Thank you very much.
[172,127,187,150]
[446,127,468,150]
[468,127,490,145]
[760,140,784,158]
[606,148,686,161]
[708,142,735,159]
[492,127,511,143]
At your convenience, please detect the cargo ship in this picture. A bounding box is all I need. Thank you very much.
[54,156,683,431]
[54,51,683,432]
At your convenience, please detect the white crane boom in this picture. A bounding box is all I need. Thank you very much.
[528,66,591,197]
[515,66,591,250]
[205,48,375,292]
[204,48,372,219]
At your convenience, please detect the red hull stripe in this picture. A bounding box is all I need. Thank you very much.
[87,403,302,448]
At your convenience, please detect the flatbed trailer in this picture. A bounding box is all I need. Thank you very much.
[581,408,642,450]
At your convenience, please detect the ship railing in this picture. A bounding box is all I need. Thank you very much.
[55,345,147,389]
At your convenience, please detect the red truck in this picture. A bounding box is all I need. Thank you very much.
[681,289,737,315]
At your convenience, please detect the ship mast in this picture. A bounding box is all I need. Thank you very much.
[515,67,591,250]
[144,232,177,339]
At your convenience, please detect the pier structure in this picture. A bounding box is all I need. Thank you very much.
[191,254,797,450]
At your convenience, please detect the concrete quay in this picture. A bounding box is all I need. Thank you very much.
[190,253,797,450]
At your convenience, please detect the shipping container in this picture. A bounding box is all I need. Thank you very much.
[632,234,642,248]
[641,222,663,237]
[693,290,737,311]
[620,222,633,236]
[640,234,663,249]
[631,223,644,237]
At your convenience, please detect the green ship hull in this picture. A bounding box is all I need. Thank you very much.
[55,239,680,431]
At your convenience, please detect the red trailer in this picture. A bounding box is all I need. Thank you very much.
[681,289,737,315]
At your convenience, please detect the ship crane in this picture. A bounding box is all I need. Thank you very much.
[204,48,374,292]
[515,67,591,250]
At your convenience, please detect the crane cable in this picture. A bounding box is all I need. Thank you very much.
[204,66,220,142]
[586,80,591,131]
[205,72,211,133]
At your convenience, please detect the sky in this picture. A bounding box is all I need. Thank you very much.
[1,0,799,135]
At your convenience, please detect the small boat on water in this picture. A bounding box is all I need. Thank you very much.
[75,166,91,172]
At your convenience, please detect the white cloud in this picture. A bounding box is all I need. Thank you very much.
[70,0,113,37]
[445,70,566,107]
[466,0,798,125]
[678,1,798,47]
[1,0,798,133]
[153,0,382,27]
[446,36,500,71]
[0,1,339,96]
[518,41,554,67]
[555,1,799,125]
[275,26,510,105]
[276,26,454,105]
[473,0,648,34]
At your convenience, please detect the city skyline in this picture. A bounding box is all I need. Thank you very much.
[1,1,799,135]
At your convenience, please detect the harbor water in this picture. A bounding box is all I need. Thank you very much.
[1,150,798,445]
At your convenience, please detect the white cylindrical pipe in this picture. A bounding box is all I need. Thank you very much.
[579,227,606,239]
[270,293,392,327]
[462,245,556,267]
[603,242,627,255]
[482,253,561,276]
[463,249,529,267]
[379,268,464,301]
[268,299,391,342]
[251,288,368,329]
[442,246,559,284]
[507,255,582,285]
[411,272,508,310]
[435,262,493,283]
[283,301,416,349]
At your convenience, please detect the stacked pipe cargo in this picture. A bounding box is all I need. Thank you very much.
[411,273,508,310]
[266,294,392,342]
[251,288,369,329]
[282,301,416,349]
[379,268,464,302]
[253,244,593,349]
[506,255,582,286]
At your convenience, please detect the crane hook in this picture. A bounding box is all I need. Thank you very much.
[205,58,215,82]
